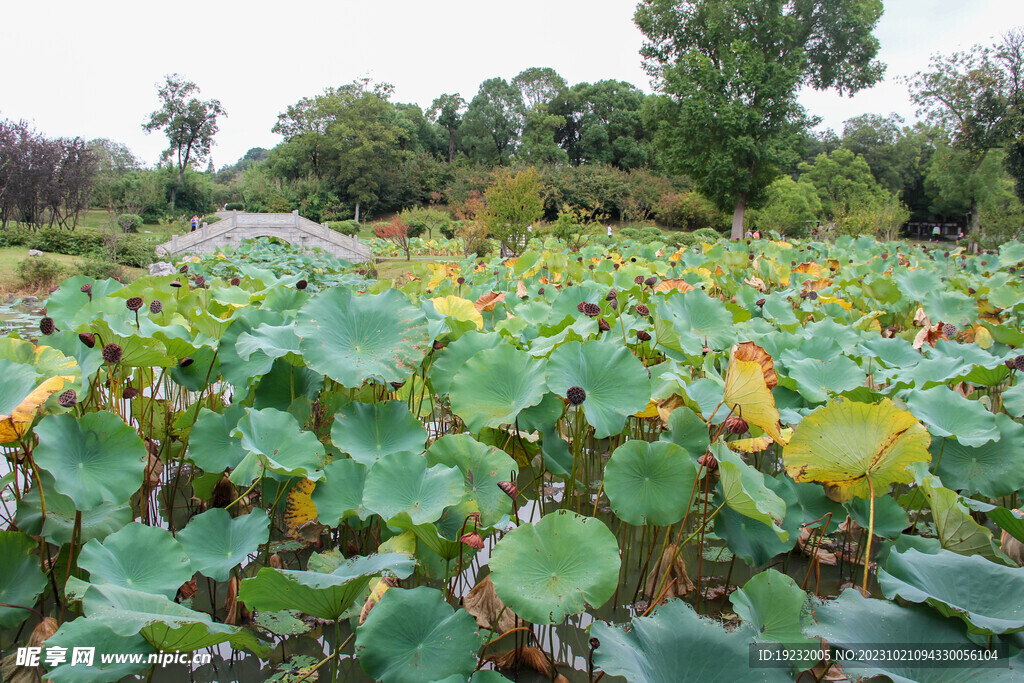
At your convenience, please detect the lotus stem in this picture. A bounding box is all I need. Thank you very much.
[862,472,876,597]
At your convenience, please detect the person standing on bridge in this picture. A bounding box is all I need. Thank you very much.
[190,215,199,232]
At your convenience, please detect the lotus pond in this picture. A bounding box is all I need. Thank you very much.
[2,235,1024,682]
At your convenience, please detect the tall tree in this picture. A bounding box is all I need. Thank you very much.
[635,0,885,238]
[512,67,567,109]
[142,74,226,211]
[429,94,466,163]
[460,78,524,165]
[549,80,654,169]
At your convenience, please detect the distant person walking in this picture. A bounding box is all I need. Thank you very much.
[932,225,941,241]
[606,225,613,237]
[190,215,199,232]
[753,229,761,239]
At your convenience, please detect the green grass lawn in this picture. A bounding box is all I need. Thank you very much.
[0,248,84,295]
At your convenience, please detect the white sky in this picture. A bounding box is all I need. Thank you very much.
[2,0,1023,168]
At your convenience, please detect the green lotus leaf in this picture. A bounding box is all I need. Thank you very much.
[545,340,651,438]
[230,407,326,484]
[933,414,1024,498]
[15,471,131,545]
[33,411,148,511]
[78,523,192,599]
[44,617,154,683]
[428,331,503,395]
[658,289,736,352]
[169,344,219,391]
[785,356,865,404]
[234,321,301,361]
[296,287,430,388]
[87,319,174,368]
[490,510,620,624]
[879,548,1024,634]
[1005,382,1024,419]
[592,599,790,682]
[515,391,565,431]
[178,509,270,581]
[82,583,269,656]
[604,440,698,526]
[844,494,908,539]
[449,344,547,433]
[187,404,247,473]
[238,553,416,621]
[331,400,427,465]
[425,434,518,526]
[43,275,124,328]
[919,478,1007,563]
[905,386,999,447]
[783,398,931,501]
[540,425,573,477]
[715,442,788,540]
[251,609,312,637]
[0,531,47,630]
[356,586,482,683]
[921,289,978,327]
[714,501,798,567]
[659,406,711,456]
[217,308,281,387]
[253,359,322,412]
[311,459,368,526]
[857,336,924,368]
[807,588,1019,682]
[362,451,465,525]
[730,569,816,670]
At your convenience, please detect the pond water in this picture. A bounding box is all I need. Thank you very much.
[0,299,45,340]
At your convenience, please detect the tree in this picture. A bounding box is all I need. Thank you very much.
[798,148,886,218]
[142,74,226,211]
[429,94,466,163]
[512,67,567,109]
[832,191,910,240]
[906,29,1024,231]
[460,78,524,165]
[374,214,412,260]
[400,206,451,240]
[749,176,822,237]
[549,80,654,169]
[480,167,544,256]
[635,0,885,239]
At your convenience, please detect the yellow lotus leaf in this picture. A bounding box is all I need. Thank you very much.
[732,341,778,389]
[826,259,840,271]
[819,296,852,311]
[770,240,794,249]
[974,324,993,349]
[539,276,550,284]
[714,265,725,276]
[728,427,794,454]
[432,295,483,329]
[783,398,931,502]
[655,394,687,425]
[284,478,320,540]
[516,280,528,298]
[503,257,518,269]
[474,291,506,313]
[801,278,832,293]
[743,277,767,293]
[633,400,660,419]
[792,262,823,277]
[0,376,70,443]
[723,350,785,445]
[654,278,695,294]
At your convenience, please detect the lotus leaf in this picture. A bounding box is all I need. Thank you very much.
[296,287,430,388]
[906,386,1000,447]
[362,451,465,526]
[783,398,931,501]
[730,569,817,669]
[489,510,619,624]
[187,404,247,472]
[0,531,47,629]
[78,523,192,599]
[178,508,270,581]
[331,400,427,465]
[356,586,482,683]
[449,343,547,432]
[33,411,149,511]
[311,459,368,525]
[44,617,154,683]
[879,547,1024,634]
[545,340,651,438]
[15,472,131,544]
[425,434,518,526]
[722,344,786,443]
[429,331,503,395]
[604,440,698,526]
[933,414,1024,499]
[785,356,865,404]
[238,553,416,621]
[230,407,326,484]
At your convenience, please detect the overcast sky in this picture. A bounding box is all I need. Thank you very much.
[3,0,1023,168]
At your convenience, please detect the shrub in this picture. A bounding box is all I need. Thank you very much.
[117,214,143,233]
[328,220,361,237]
[639,226,666,243]
[24,229,102,256]
[17,256,66,291]
[656,191,724,231]
[691,227,723,244]
[440,220,460,240]
[80,254,126,281]
[224,202,245,211]
[114,236,156,267]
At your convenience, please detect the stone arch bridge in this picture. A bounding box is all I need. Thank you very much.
[156,210,372,263]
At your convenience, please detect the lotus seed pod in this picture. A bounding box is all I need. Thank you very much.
[497,480,517,500]
[230,277,241,286]
[390,380,405,389]
[459,532,484,550]
[296,279,308,290]
[566,386,586,406]
[101,344,122,364]
[169,280,182,288]
[78,332,96,348]
[702,344,712,355]
[698,451,718,472]
[1016,355,1024,371]
[179,265,188,273]
[637,330,651,342]
[39,317,55,335]
[80,283,92,294]
[598,318,611,332]
[457,276,465,285]
[942,323,957,337]
[193,275,205,288]
[725,415,748,434]
[583,302,601,317]
[123,387,140,399]
[605,289,617,301]
[589,637,601,650]
[635,304,650,317]
[577,301,588,313]
[433,340,444,350]
[644,276,657,287]
[57,389,77,407]
[538,287,545,295]
[809,291,818,300]
[634,275,645,285]
[609,298,617,309]
[126,297,144,311]
[179,357,194,368]
[149,299,163,314]
[756,298,766,307]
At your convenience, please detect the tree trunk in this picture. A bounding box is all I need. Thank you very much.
[170,169,184,212]
[354,202,360,222]
[730,192,747,240]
